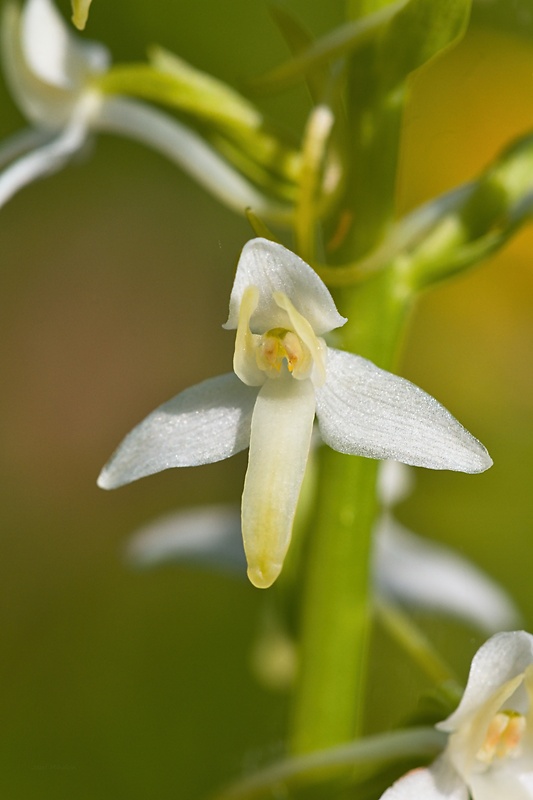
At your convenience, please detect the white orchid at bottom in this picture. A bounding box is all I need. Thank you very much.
[381,630,533,800]
[98,237,492,588]
[0,0,286,217]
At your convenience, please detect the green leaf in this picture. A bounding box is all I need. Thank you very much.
[268,5,327,101]
[378,0,472,88]
[249,0,409,93]
[404,131,533,289]
[97,56,262,135]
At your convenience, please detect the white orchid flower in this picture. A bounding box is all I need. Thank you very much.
[98,238,492,589]
[381,630,533,800]
[0,0,287,218]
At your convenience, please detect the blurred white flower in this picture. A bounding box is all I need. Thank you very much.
[0,0,287,216]
[98,238,491,589]
[374,462,519,634]
[125,463,517,635]
[381,630,533,799]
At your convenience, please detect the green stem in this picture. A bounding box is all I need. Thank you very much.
[375,599,459,687]
[290,0,411,751]
[291,271,412,754]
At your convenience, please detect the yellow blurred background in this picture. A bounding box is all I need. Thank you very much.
[0,1,532,797]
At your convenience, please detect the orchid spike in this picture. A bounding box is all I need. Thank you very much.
[98,238,492,589]
[381,631,533,800]
[0,0,288,218]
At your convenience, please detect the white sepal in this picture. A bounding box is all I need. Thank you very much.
[22,0,108,88]
[0,113,88,206]
[242,375,315,588]
[224,238,346,334]
[316,348,492,473]
[126,506,245,573]
[373,517,520,634]
[439,632,533,736]
[98,373,258,489]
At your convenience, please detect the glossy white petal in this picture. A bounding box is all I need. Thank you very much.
[373,517,520,634]
[0,114,87,207]
[440,632,533,735]
[95,96,291,222]
[98,373,258,489]
[126,505,245,574]
[22,0,108,87]
[380,760,468,800]
[316,348,492,473]
[224,238,346,334]
[242,375,315,588]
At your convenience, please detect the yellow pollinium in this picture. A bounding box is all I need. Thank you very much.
[255,328,310,378]
[476,710,526,764]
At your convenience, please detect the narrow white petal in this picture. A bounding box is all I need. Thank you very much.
[439,632,533,735]
[224,238,346,334]
[373,517,521,633]
[242,376,315,588]
[0,127,51,169]
[126,505,245,574]
[0,118,86,207]
[98,373,258,489]
[380,760,468,800]
[22,0,108,88]
[95,96,291,222]
[316,348,492,473]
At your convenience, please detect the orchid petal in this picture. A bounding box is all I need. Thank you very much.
[0,116,86,207]
[439,633,533,735]
[380,760,468,800]
[373,517,520,634]
[242,375,315,588]
[224,238,346,334]
[94,96,291,223]
[98,373,258,489]
[2,0,71,125]
[469,769,533,800]
[316,348,492,473]
[22,0,108,88]
[0,126,51,168]
[126,505,245,574]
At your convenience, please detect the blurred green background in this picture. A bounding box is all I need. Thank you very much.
[1,0,533,797]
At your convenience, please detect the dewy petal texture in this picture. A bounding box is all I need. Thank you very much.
[316,348,492,473]
[242,376,315,588]
[224,238,346,333]
[97,374,258,489]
